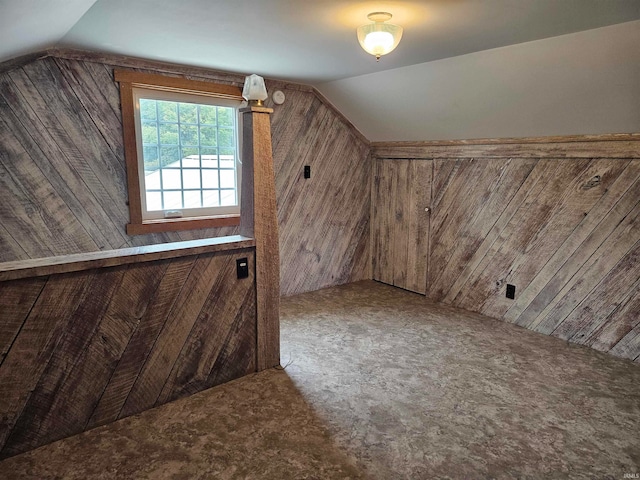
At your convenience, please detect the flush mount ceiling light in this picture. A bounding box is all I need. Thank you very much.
[357,12,403,61]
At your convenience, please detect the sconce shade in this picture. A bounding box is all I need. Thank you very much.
[357,12,403,60]
[242,74,268,104]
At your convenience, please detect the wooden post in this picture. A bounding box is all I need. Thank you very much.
[240,105,280,370]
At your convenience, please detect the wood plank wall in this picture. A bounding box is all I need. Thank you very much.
[371,138,640,364]
[0,52,370,296]
[0,247,256,459]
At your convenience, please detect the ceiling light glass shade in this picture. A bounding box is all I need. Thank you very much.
[242,74,268,105]
[357,12,403,60]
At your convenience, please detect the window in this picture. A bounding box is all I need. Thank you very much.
[115,70,244,235]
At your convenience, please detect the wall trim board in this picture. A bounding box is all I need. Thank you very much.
[49,48,247,86]
[48,48,319,94]
[0,51,50,75]
[372,134,640,159]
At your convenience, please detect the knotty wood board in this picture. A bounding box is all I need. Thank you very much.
[5,267,128,455]
[0,54,370,297]
[406,161,432,294]
[588,282,640,356]
[0,248,257,459]
[505,160,640,326]
[372,141,640,363]
[392,160,411,289]
[0,279,47,365]
[457,158,592,314]
[86,256,196,428]
[531,200,640,336]
[557,242,640,343]
[371,159,395,285]
[0,272,92,452]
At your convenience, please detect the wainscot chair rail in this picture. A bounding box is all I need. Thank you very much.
[0,235,255,281]
[0,236,258,459]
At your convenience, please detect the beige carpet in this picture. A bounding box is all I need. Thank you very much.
[1,280,639,479]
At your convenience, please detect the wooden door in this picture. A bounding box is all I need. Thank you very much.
[372,159,432,294]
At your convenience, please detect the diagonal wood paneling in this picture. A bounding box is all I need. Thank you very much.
[372,139,640,364]
[270,88,371,295]
[0,248,256,459]
[0,53,370,296]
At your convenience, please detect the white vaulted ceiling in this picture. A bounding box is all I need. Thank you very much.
[1,0,639,140]
[0,0,98,61]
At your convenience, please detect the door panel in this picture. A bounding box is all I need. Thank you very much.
[371,158,394,285]
[372,159,432,294]
[392,160,411,288]
[405,161,432,294]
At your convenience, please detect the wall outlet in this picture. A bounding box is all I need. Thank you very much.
[236,258,249,279]
[506,284,516,299]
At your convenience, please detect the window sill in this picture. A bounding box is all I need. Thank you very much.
[126,214,240,235]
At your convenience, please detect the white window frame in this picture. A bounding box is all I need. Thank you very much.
[132,87,242,221]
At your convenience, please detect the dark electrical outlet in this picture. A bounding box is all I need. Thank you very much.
[506,284,516,300]
[236,258,249,279]
[304,165,311,179]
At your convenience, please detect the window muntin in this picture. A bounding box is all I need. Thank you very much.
[133,87,241,221]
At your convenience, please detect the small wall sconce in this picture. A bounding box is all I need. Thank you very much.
[357,12,403,61]
[242,74,268,107]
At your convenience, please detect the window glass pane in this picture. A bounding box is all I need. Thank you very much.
[199,105,216,125]
[145,170,161,190]
[162,169,181,189]
[181,146,198,158]
[202,169,219,188]
[158,101,178,122]
[220,190,236,206]
[219,148,235,168]
[163,191,182,210]
[140,99,156,121]
[142,122,158,144]
[135,88,240,220]
[183,169,201,189]
[179,103,197,124]
[146,191,162,211]
[203,190,220,207]
[218,128,234,147]
[182,154,200,168]
[220,170,235,189]
[217,107,234,127]
[183,190,202,209]
[201,150,218,168]
[199,126,217,147]
[180,125,198,145]
[159,124,178,145]
[160,146,180,167]
[143,146,159,171]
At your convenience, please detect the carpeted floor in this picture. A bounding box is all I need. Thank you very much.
[1,280,639,479]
